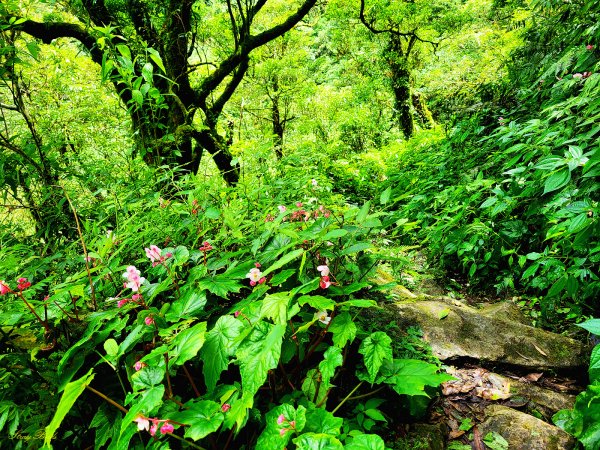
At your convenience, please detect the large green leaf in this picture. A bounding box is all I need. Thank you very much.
[302,369,327,405]
[303,407,343,435]
[237,322,285,399]
[201,315,244,392]
[329,312,357,348]
[197,275,242,298]
[380,359,454,396]
[293,432,344,449]
[165,289,207,322]
[319,346,343,389]
[261,292,291,325]
[590,344,600,384]
[345,434,386,450]
[44,369,95,447]
[169,400,224,440]
[169,322,207,366]
[577,319,600,336]
[298,295,336,311]
[359,332,393,384]
[543,167,571,194]
[263,248,305,276]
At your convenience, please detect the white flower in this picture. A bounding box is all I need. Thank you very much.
[317,265,330,277]
[246,268,263,282]
[134,416,150,431]
[314,310,331,325]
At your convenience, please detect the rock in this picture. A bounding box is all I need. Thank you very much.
[508,377,576,415]
[388,300,587,369]
[399,423,445,450]
[480,301,530,325]
[478,405,575,450]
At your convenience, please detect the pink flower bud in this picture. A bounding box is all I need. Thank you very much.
[296,202,303,208]
[279,428,287,436]
[221,403,231,412]
[134,361,145,371]
[145,316,154,326]
[277,414,285,425]
[160,422,174,434]
[234,311,241,318]
[117,299,128,308]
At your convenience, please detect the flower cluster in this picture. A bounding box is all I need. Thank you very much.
[134,416,174,436]
[145,245,172,267]
[118,293,143,308]
[247,263,266,286]
[277,414,297,437]
[317,265,331,289]
[573,72,593,79]
[17,278,31,291]
[123,266,145,292]
[199,241,213,252]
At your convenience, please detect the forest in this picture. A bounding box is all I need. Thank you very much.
[0,0,599,448]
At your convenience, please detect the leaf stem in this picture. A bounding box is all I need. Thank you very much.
[331,381,363,415]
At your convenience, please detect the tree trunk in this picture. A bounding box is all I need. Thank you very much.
[387,35,414,139]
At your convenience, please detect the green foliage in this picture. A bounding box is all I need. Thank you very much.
[554,318,600,448]
[384,0,600,325]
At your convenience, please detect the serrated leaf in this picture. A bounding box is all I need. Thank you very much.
[293,432,344,449]
[345,433,386,450]
[340,242,372,256]
[131,366,165,391]
[302,369,327,405]
[141,62,153,83]
[329,312,356,348]
[543,167,571,194]
[197,275,241,298]
[359,332,393,384]
[237,322,285,399]
[165,289,207,322]
[169,322,207,366]
[201,315,244,392]
[44,370,95,447]
[298,295,335,311]
[380,359,454,396]
[270,269,296,286]
[323,229,348,240]
[303,407,343,435]
[261,292,291,325]
[263,249,305,276]
[169,400,223,440]
[319,346,343,388]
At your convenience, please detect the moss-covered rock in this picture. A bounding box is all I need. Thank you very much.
[388,299,587,369]
[479,405,575,450]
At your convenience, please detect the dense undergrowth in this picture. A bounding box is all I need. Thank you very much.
[383,0,600,329]
[1,0,600,448]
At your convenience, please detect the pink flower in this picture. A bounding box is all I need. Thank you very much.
[255,262,261,268]
[145,245,162,263]
[320,276,331,289]
[234,311,241,318]
[134,361,146,371]
[145,316,154,326]
[123,266,145,292]
[277,414,285,425]
[160,422,174,434]
[221,403,231,412]
[132,293,142,301]
[296,202,303,208]
[259,277,266,284]
[246,268,263,284]
[317,265,329,277]
[587,44,594,50]
[134,416,150,431]
[149,421,158,436]
[279,428,288,437]
[17,277,31,291]
[199,241,213,252]
[278,205,287,213]
[0,280,10,295]
[573,73,583,79]
[117,298,129,308]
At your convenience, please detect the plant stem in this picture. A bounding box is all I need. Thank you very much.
[346,385,386,401]
[183,364,201,397]
[332,381,363,415]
